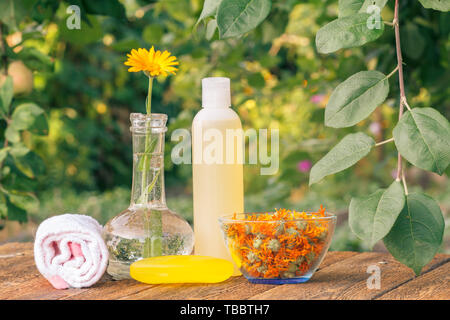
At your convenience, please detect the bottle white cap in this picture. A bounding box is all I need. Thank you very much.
[202,77,231,108]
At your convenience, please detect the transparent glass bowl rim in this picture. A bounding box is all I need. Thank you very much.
[218,211,337,224]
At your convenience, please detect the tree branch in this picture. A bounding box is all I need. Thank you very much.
[375,137,394,147]
[0,22,8,180]
[0,23,8,75]
[394,0,406,182]
[401,163,409,195]
[386,65,399,79]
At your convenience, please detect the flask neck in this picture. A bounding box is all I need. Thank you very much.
[129,113,167,208]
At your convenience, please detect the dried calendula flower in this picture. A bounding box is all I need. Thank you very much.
[283,271,296,278]
[287,262,298,273]
[306,252,316,263]
[295,256,305,264]
[253,238,263,249]
[274,222,285,236]
[317,230,328,241]
[257,264,268,274]
[247,251,260,263]
[224,206,329,279]
[286,242,295,250]
[286,227,298,236]
[222,224,230,233]
[255,232,267,239]
[267,239,281,252]
[307,236,316,246]
[296,221,308,231]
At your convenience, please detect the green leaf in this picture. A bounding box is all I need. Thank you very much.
[9,145,45,179]
[143,25,164,45]
[315,13,384,54]
[0,76,13,116]
[248,73,265,89]
[17,31,43,44]
[393,108,450,175]
[10,103,48,135]
[4,126,20,143]
[0,0,26,30]
[8,191,38,210]
[359,0,388,14]
[338,0,364,17]
[2,168,37,192]
[325,71,389,128]
[401,23,426,60]
[0,193,7,219]
[17,47,53,72]
[217,0,272,39]
[339,0,388,17]
[79,0,126,19]
[309,133,375,185]
[5,126,20,143]
[349,181,405,248]
[6,197,27,223]
[0,148,9,163]
[419,0,450,11]
[384,193,445,275]
[31,0,61,23]
[110,39,141,52]
[59,14,102,46]
[206,19,218,40]
[197,0,222,24]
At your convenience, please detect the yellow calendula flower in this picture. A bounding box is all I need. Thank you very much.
[124,46,179,77]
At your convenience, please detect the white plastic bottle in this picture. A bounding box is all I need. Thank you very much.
[192,77,244,275]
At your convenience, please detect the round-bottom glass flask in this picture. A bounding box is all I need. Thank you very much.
[103,113,194,279]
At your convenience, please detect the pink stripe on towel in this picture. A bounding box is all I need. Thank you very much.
[34,214,108,289]
[48,275,69,290]
[69,242,83,258]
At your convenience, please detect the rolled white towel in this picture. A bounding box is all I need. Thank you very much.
[34,214,108,289]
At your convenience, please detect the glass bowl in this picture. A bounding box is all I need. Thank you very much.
[218,210,336,284]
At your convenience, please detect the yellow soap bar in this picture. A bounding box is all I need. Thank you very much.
[130,255,234,284]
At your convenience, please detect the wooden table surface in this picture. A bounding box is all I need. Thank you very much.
[0,242,449,300]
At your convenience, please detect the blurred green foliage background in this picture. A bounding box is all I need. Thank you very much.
[0,0,448,252]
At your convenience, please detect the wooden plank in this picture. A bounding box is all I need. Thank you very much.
[0,243,78,300]
[377,262,450,300]
[1,242,449,300]
[249,252,449,300]
[0,242,42,295]
[205,251,358,300]
[1,276,74,300]
[1,273,153,300]
[60,277,154,300]
[0,242,153,300]
[120,277,245,300]
[0,243,160,300]
[120,251,358,300]
[333,254,449,300]
[0,255,38,287]
[0,242,34,277]
[0,242,33,256]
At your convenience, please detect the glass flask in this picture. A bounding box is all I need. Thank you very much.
[103,113,194,279]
